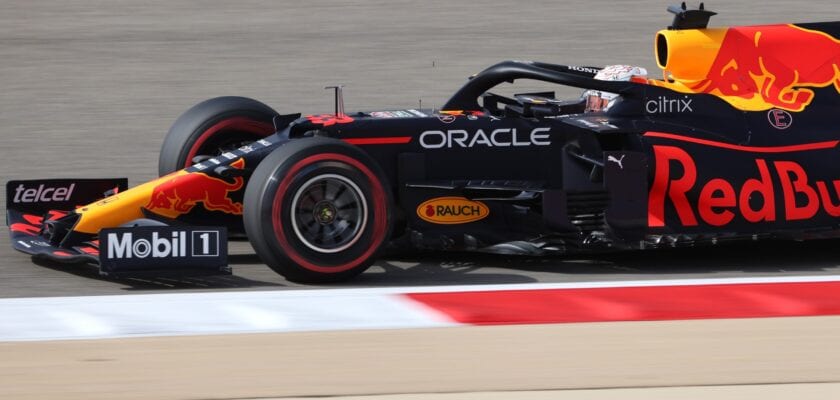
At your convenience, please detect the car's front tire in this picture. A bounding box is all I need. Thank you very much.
[243,137,393,283]
[158,96,278,176]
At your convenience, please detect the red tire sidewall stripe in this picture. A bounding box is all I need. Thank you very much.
[270,153,388,274]
[184,117,274,168]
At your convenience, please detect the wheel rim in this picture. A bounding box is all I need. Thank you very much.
[289,173,368,253]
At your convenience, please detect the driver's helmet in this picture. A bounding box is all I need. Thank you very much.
[582,65,648,112]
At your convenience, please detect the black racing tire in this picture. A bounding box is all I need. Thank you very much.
[243,137,394,283]
[158,96,278,176]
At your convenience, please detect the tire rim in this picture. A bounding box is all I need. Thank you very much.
[289,173,368,253]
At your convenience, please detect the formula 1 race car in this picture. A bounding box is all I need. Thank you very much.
[8,4,840,282]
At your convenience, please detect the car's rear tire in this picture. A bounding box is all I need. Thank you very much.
[243,137,393,283]
[158,96,278,176]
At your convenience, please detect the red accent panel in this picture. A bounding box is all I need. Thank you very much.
[78,246,99,255]
[342,137,412,145]
[23,214,43,225]
[46,210,68,221]
[644,131,839,153]
[11,214,44,236]
[10,223,40,236]
[407,282,840,325]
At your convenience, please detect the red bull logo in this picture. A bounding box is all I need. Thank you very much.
[690,25,840,112]
[648,145,840,228]
[145,159,245,219]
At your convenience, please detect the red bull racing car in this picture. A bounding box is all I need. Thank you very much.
[8,4,840,282]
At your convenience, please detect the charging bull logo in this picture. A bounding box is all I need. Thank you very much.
[691,24,840,112]
[145,159,245,219]
[648,145,840,228]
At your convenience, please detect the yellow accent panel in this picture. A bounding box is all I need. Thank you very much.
[73,171,188,234]
[655,28,729,81]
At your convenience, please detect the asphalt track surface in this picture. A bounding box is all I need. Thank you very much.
[2,1,840,399]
